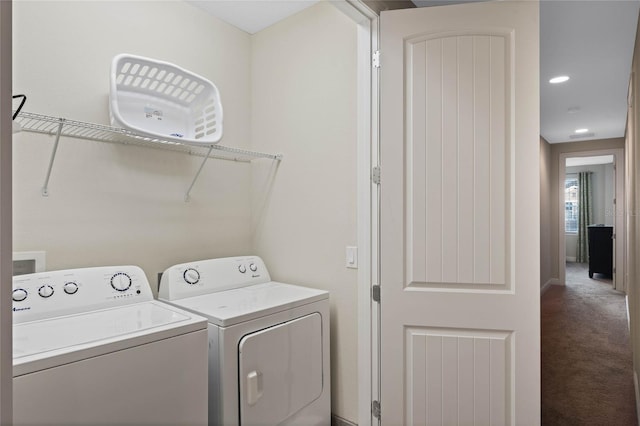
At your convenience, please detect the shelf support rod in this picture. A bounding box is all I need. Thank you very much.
[41,118,65,197]
[184,145,215,202]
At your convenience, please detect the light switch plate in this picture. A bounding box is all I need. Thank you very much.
[346,246,358,269]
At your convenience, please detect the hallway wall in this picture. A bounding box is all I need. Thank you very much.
[626,8,640,415]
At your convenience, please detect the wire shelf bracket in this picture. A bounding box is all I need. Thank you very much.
[41,118,64,196]
[185,145,214,202]
[14,111,283,200]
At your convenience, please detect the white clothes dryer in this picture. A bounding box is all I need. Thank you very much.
[158,256,330,426]
[12,265,209,426]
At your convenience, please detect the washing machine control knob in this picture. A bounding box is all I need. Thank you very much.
[249,263,258,272]
[111,272,132,292]
[238,264,247,274]
[12,288,28,302]
[38,285,54,298]
[183,268,200,285]
[63,282,79,295]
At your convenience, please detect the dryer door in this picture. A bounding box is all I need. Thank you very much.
[238,312,323,425]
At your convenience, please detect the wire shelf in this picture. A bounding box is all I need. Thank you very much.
[13,111,282,201]
[14,111,282,162]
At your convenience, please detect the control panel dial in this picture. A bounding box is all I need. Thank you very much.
[183,268,200,285]
[110,272,132,292]
[238,264,247,274]
[249,263,258,272]
[38,285,54,298]
[63,282,79,295]
[12,288,28,302]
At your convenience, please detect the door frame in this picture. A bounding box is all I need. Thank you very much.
[331,1,380,425]
[558,149,625,290]
[0,0,12,423]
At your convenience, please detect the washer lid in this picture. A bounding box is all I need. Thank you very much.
[13,300,207,376]
[167,282,329,327]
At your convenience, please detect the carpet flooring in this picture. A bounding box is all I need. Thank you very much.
[542,262,637,425]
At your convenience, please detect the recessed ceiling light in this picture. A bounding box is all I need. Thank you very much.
[575,128,589,134]
[549,75,570,84]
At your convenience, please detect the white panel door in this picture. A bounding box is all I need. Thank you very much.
[380,2,540,424]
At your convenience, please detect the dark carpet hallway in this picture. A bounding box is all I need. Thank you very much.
[542,262,637,425]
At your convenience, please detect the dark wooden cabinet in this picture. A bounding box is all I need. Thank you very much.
[588,225,613,278]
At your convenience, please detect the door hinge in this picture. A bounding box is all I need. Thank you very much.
[373,50,380,69]
[372,400,381,420]
[372,285,381,303]
[372,166,381,185]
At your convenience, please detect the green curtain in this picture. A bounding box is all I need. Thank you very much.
[576,171,593,263]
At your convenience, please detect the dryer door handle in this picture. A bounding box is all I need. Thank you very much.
[246,370,263,406]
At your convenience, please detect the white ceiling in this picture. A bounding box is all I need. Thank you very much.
[186,0,640,145]
[541,0,639,144]
[186,0,320,34]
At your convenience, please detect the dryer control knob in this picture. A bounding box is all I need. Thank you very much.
[111,272,132,292]
[38,285,54,298]
[12,288,28,302]
[249,263,258,272]
[63,282,79,295]
[183,268,200,285]
[238,264,247,274]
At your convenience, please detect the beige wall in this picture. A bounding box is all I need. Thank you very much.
[540,137,553,288]
[12,1,253,289]
[0,1,10,421]
[250,3,359,422]
[547,138,625,280]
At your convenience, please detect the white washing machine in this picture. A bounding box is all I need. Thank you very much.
[158,256,330,426]
[12,265,209,425]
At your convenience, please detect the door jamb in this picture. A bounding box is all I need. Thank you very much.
[331,1,379,425]
[558,149,625,291]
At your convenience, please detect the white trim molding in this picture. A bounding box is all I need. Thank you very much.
[634,370,640,424]
[332,1,379,425]
[541,278,560,295]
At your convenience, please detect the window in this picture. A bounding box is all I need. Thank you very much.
[565,176,578,233]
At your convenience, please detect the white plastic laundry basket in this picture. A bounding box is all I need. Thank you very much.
[110,54,223,145]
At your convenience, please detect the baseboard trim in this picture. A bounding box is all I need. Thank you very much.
[541,278,560,294]
[634,370,640,423]
[566,256,577,262]
[627,295,631,332]
[332,414,358,426]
